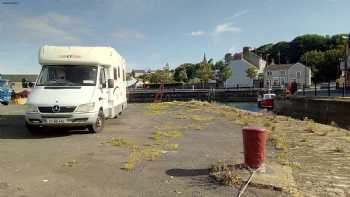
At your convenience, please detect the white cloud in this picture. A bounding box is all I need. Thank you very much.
[111,28,145,41]
[189,30,205,37]
[215,22,241,34]
[16,12,84,43]
[227,9,249,19]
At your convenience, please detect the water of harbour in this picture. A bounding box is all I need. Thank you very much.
[222,102,262,112]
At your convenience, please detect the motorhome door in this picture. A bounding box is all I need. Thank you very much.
[99,67,109,115]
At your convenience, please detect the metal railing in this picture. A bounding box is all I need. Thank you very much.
[296,83,350,97]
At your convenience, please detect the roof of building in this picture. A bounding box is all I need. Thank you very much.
[265,64,295,71]
[132,69,146,73]
[0,74,38,82]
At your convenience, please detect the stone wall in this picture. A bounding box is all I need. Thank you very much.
[127,89,259,103]
[274,96,350,128]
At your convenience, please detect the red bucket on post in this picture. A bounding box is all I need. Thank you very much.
[242,127,267,169]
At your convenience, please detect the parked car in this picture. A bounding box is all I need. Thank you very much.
[0,79,12,105]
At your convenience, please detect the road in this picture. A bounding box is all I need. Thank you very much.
[0,103,282,197]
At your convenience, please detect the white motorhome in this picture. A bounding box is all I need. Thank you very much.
[25,45,127,134]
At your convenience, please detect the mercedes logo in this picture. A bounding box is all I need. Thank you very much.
[52,105,60,113]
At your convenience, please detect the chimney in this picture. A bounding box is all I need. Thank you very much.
[243,47,251,59]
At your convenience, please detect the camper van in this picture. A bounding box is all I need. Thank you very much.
[25,45,127,134]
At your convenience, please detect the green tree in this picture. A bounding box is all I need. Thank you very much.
[289,34,329,63]
[174,63,194,82]
[137,73,151,83]
[224,53,233,65]
[215,60,232,82]
[195,62,213,83]
[268,41,290,64]
[300,49,343,82]
[148,65,174,84]
[245,66,258,80]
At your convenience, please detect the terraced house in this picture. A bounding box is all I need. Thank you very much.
[264,63,311,89]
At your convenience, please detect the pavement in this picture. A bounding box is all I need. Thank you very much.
[0,103,284,197]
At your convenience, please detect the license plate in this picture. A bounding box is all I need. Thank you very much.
[46,119,66,124]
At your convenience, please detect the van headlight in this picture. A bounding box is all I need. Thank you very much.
[26,104,39,113]
[76,102,95,113]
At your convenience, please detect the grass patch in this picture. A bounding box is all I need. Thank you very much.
[334,146,345,153]
[104,138,136,148]
[163,143,179,151]
[121,147,166,171]
[268,133,287,151]
[150,130,182,140]
[304,126,315,133]
[280,161,302,169]
[317,131,329,136]
[187,124,204,131]
[63,160,78,167]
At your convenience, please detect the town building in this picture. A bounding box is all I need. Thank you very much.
[225,47,266,88]
[264,63,311,89]
[131,69,146,78]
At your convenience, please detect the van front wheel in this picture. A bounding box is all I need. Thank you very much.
[25,122,43,135]
[88,110,105,133]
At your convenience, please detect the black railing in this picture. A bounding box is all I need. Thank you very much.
[296,83,350,97]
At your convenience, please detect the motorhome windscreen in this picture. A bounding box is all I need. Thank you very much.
[37,65,98,86]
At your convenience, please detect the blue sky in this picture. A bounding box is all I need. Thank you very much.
[0,0,349,74]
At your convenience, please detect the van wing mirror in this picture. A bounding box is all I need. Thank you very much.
[107,79,114,88]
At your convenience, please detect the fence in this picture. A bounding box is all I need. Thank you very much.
[296,82,350,97]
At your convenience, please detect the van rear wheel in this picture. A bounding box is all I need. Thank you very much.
[88,110,105,133]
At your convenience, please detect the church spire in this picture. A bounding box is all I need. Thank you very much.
[202,53,208,64]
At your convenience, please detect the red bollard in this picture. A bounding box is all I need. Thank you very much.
[242,127,267,169]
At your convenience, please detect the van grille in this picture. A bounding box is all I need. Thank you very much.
[38,106,76,113]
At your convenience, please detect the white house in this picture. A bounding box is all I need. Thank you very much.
[131,69,146,78]
[264,63,311,89]
[225,47,266,88]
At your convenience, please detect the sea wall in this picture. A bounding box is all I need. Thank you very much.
[127,89,259,103]
[274,96,350,128]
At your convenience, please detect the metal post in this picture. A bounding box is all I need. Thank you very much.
[314,83,317,96]
[304,55,307,96]
[343,34,349,96]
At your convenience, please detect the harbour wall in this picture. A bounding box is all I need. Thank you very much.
[274,96,350,129]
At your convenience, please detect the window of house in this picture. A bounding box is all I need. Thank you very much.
[280,71,285,76]
[297,71,301,79]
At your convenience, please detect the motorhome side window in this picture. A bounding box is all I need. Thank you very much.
[114,68,118,80]
[100,68,107,88]
[118,67,120,78]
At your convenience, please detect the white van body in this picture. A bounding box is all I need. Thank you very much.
[25,45,127,133]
